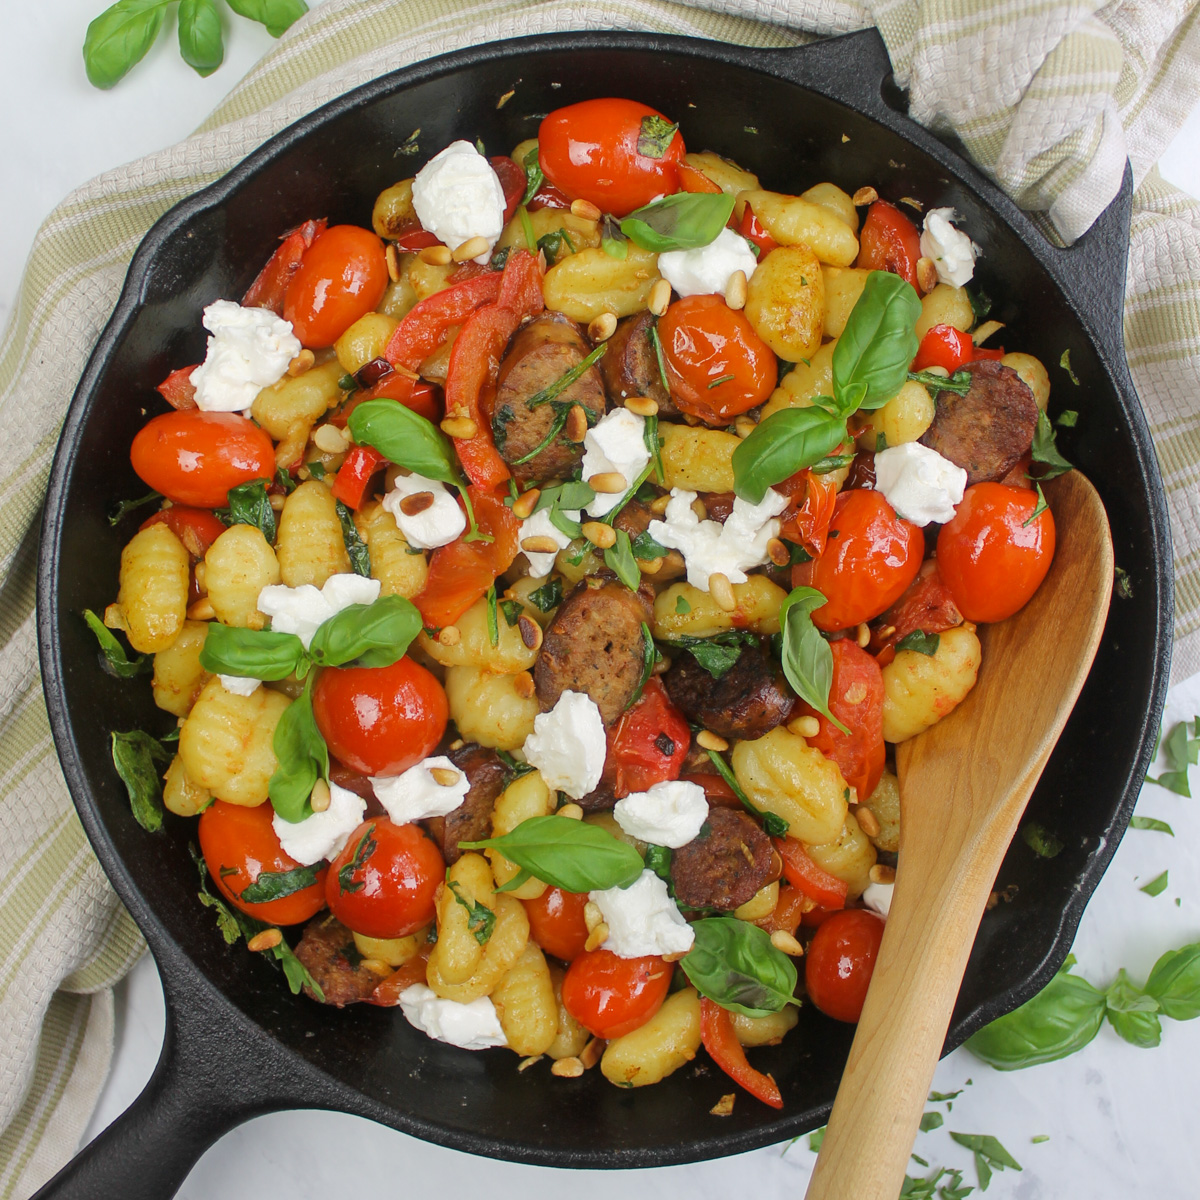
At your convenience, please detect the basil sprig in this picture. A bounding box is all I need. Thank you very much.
[448,880,496,945]
[307,595,422,669]
[778,586,849,735]
[680,917,800,1017]
[268,674,329,823]
[620,193,736,254]
[111,729,174,832]
[460,815,644,893]
[83,609,151,678]
[216,478,276,543]
[239,864,321,904]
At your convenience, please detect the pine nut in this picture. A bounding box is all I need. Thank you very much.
[429,767,461,787]
[788,715,821,739]
[855,805,881,838]
[419,244,452,266]
[513,671,536,699]
[963,621,977,633]
[711,1094,736,1117]
[624,395,659,417]
[269,493,286,511]
[580,1037,605,1069]
[570,198,602,221]
[187,598,215,621]
[496,89,515,109]
[518,614,543,650]
[652,651,671,675]
[639,555,663,576]
[767,537,790,567]
[557,803,584,820]
[870,864,896,885]
[399,491,435,516]
[248,928,283,953]
[583,901,604,932]
[361,957,394,978]
[448,738,465,751]
[588,471,626,494]
[708,572,736,612]
[588,312,618,342]
[437,625,461,647]
[923,364,950,378]
[385,243,402,282]
[521,535,560,554]
[440,416,478,439]
[584,923,609,952]
[648,278,672,316]
[287,349,316,376]
[551,1057,584,1078]
[662,950,689,963]
[649,494,672,515]
[734,416,757,439]
[724,270,748,311]
[696,730,728,752]
[193,562,208,590]
[916,256,938,294]
[518,1055,543,1072]
[310,778,331,813]
[845,681,868,705]
[878,624,897,640]
[564,405,589,443]
[452,236,490,262]
[852,186,878,206]
[312,423,350,455]
[855,623,871,648]
[690,498,708,521]
[581,520,616,549]
[511,488,541,519]
[770,930,804,957]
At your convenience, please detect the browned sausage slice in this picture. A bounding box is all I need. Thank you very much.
[670,806,775,911]
[534,579,652,725]
[918,360,1038,487]
[293,915,381,1006]
[664,641,793,741]
[423,743,506,864]
[492,312,606,484]
[598,311,679,417]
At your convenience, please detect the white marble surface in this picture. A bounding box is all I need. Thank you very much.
[5,3,1200,1197]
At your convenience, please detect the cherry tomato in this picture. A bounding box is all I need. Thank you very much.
[855,200,921,289]
[139,505,227,559]
[602,677,690,799]
[312,657,448,777]
[243,217,327,314]
[658,295,777,425]
[792,489,924,632]
[936,482,1055,623]
[284,224,388,348]
[326,818,444,939]
[523,887,590,962]
[199,800,327,926]
[130,410,275,508]
[739,206,778,257]
[868,560,963,655]
[561,949,672,1039]
[538,98,685,217]
[776,468,838,558]
[805,908,885,1022]
[911,324,1004,373]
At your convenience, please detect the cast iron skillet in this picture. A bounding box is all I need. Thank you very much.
[35,27,1172,1200]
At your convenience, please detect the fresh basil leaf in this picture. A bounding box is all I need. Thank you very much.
[218,478,276,543]
[1107,1007,1162,1048]
[83,0,170,89]
[630,530,669,561]
[528,577,563,612]
[1030,411,1073,479]
[110,729,172,832]
[448,880,496,945]
[1144,942,1200,1020]
[1129,815,1174,835]
[500,599,523,627]
[195,852,246,944]
[965,958,1106,1069]
[496,749,535,782]
[704,748,788,836]
[1163,718,1199,771]
[832,271,922,414]
[808,1127,826,1152]
[1103,968,1160,1028]
[603,527,641,591]
[1057,409,1079,428]
[601,238,628,260]
[680,917,800,1017]
[731,407,848,504]
[778,586,849,735]
[675,594,691,615]
[83,609,151,678]
[1022,482,1049,527]
[620,193,736,254]
[107,490,160,525]
[200,624,307,680]
[338,823,378,894]
[239,864,321,904]
[534,481,596,514]
[306,460,328,480]
[268,675,328,823]
[525,342,606,410]
[636,114,679,159]
[644,843,672,884]
[666,630,757,681]
[644,413,664,483]
[336,499,371,577]
[275,467,297,494]
[1141,869,1169,897]
[225,0,308,38]
[967,283,992,324]
[811,452,856,475]
[548,505,584,541]
[627,623,658,709]
[460,815,644,892]
[307,594,422,669]
[276,936,325,1000]
[178,0,223,75]
[521,144,544,206]
[895,630,939,656]
[1059,349,1080,386]
[1020,822,1062,858]
[485,585,500,649]
[349,399,463,488]
[536,228,576,267]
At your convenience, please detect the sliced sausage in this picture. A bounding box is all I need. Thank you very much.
[423,743,506,864]
[664,641,793,741]
[293,915,381,1006]
[918,360,1038,487]
[492,312,606,484]
[534,579,652,725]
[598,310,678,417]
[671,806,776,911]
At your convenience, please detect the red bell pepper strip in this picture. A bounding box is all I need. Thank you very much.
[773,838,848,910]
[699,998,784,1109]
[330,445,386,510]
[490,155,527,224]
[678,162,723,195]
[739,206,778,257]
[384,272,504,372]
[242,218,327,313]
[856,200,921,290]
[391,226,442,252]
[156,365,199,411]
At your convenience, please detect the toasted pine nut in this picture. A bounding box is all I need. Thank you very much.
[310,779,331,813]
[452,236,490,262]
[513,671,536,699]
[788,715,821,739]
[518,614,543,650]
[588,312,618,342]
[899,196,923,212]
[187,598,215,621]
[767,537,790,567]
[708,572,736,612]
[852,186,878,206]
[648,278,672,316]
[869,864,896,885]
[580,1037,605,1069]
[696,729,729,752]
[193,562,208,591]
[313,422,350,455]
[652,651,671,675]
[496,89,516,109]
[878,624,897,640]
[448,737,465,751]
[844,681,868,705]
[710,1093,736,1117]
[287,349,316,376]
[440,416,479,439]
[588,471,626,494]
[570,198,602,221]
[855,805,881,838]
[557,803,584,820]
[581,520,616,549]
[552,1057,584,1078]
[916,256,938,294]
[437,624,461,647]
[511,488,541,519]
[770,930,804,957]
[639,555,663,576]
[419,244,452,266]
[399,491,435,517]
[564,405,589,443]
[248,928,283,953]
[269,493,286,512]
[855,622,871,648]
[734,416,757,439]
[584,923,609,952]
[624,394,659,417]
[724,270,748,311]
[361,957,394,978]
[385,243,402,282]
[963,621,977,633]
[690,498,708,521]
[583,901,604,932]
[923,364,950,378]
[518,1055,543,1072]
[521,535,560,555]
[662,950,689,963]
[649,493,672,515]
[429,767,461,787]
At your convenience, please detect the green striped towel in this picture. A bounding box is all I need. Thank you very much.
[3,0,1198,1193]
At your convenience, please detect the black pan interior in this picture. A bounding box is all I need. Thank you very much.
[39,31,1171,1167]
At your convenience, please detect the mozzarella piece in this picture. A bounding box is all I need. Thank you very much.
[380,473,466,549]
[217,674,261,697]
[614,780,708,848]
[371,755,470,824]
[398,984,508,1050]
[189,300,300,413]
[920,208,979,288]
[256,574,381,649]
[657,227,758,299]
[589,870,695,959]
[522,691,606,800]
[519,506,580,578]
[873,442,967,526]
[411,141,506,264]
[272,780,366,866]
[862,882,893,918]
[582,408,649,518]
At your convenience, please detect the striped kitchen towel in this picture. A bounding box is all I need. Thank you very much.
[2,0,1198,1195]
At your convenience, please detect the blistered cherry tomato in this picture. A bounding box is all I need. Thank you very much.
[538,98,685,217]
[561,949,672,1038]
[326,818,443,939]
[130,410,275,508]
[139,505,227,559]
[312,657,448,777]
[523,887,590,962]
[792,489,924,632]
[856,200,921,289]
[936,482,1055,623]
[805,908,885,1022]
[658,294,777,425]
[199,800,327,926]
[284,224,388,348]
[602,677,690,799]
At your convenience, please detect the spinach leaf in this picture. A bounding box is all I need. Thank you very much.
[307,594,422,669]
[832,271,922,413]
[620,193,736,254]
[521,144,544,205]
[448,880,496,945]
[83,609,151,678]
[895,630,939,656]
[337,499,371,577]
[200,624,307,680]
[778,586,849,735]
[731,407,847,504]
[268,674,328,823]
[239,864,321,904]
[680,917,800,1016]
[528,577,563,612]
[217,478,276,543]
[664,630,758,681]
[111,729,173,832]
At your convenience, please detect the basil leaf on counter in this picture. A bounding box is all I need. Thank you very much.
[521,144,544,205]
[217,478,276,543]
[680,917,800,1017]
[83,609,151,678]
[337,499,371,577]
[460,815,644,893]
[636,114,680,160]
[1129,815,1174,835]
[948,1133,1021,1191]
[111,729,173,832]
[778,586,849,735]
[268,675,328,823]
[1030,411,1073,480]
[239,864,321,904]
[308,595,422,669]
[603,527,641,592]
[178,0,223,76]
[349,399,464,488]
[731,407,847,504]
[448,881,496,945]
[200,624,307,680]
[895,630,939,657]
[832,271,922,413]
[620,193,735,254]
[1144,942,1200,1020]
[1141,869,1169,897]
[1103,969,1162,1048]
[84,0,171,89]
[225,0,309,38]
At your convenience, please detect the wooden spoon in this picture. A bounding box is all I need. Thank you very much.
[805,470,1113,1200]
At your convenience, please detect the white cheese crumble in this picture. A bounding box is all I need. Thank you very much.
[257,573,381,649]
[272,780,366,866]
[862,882,893,918]
[519,506,579,578]
[589,870,695,959]
[874,442,967,526]
[398,984,508,1050]
[582,408,650,518]
[522,691,606,800]
[648,487,787,591]
[614,780,708,848]
[371,755,470,823]
[920,208,979,288]
[411,141,507,264]
[657,227,758,299]
[218,674,261,697]
[380,472,466,549]
[189,300,301,413]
